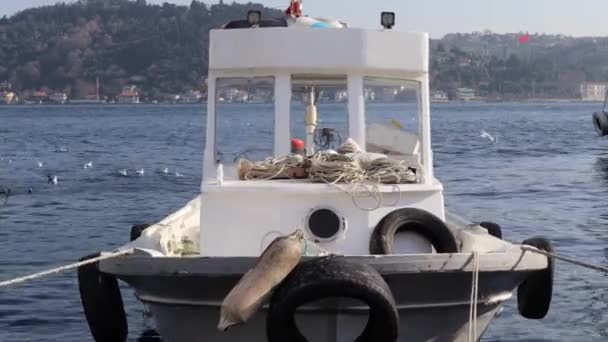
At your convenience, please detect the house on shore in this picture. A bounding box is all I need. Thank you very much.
[117,85,141,104]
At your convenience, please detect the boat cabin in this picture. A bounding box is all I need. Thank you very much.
[201,20,444,257]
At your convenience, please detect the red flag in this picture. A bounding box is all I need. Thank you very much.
[519,33,530,44]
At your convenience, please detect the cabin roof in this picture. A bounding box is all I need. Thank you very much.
[209,28,428,78]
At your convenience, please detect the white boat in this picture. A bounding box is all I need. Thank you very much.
[77,6,554,342]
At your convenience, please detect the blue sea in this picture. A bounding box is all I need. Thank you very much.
[0,102,607,341]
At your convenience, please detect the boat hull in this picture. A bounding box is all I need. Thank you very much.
[103,252,546,342]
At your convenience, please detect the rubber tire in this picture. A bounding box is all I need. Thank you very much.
[479,222,502,239]
[77,253,128,342]
[267,256,399,342]
[593,111,608,137]
[130,223,151,242]
[518,237,554,319]
[370,208,459,254]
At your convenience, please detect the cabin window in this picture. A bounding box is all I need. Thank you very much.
[364,77,422,170]
[215,77,275,166]
[290,75,348,153]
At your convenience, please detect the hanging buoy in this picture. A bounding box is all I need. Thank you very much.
[218,230,305,331]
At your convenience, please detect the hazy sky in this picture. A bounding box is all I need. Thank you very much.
[3,0,608,38]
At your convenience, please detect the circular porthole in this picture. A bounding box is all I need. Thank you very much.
[306,207,345,241]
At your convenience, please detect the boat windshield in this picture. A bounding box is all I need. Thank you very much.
[364,77,421,168]
[215,77,275,164]
[291,75,348,152]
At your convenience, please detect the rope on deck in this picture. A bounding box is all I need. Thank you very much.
[0,249,134,288]
[521,246,608,274]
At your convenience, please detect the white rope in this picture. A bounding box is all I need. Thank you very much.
[521,246,608,273]
[364,158,417,184]
[238,154,304,181]
[309,152,365,184]
[468,251,480,342]
[0,249,134,288]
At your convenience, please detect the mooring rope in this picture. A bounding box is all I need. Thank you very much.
[365,158,417,184]
[0,249,134,288]
[521,246,608,274]
[309,152,365,184]
[238,154,304,181]
[468,252,480,342]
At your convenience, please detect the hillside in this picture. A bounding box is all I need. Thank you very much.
[0,0,282,100]
[1,1,608,100]
[431,32,608,99]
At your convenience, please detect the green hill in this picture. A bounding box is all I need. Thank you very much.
[0,0,282,99]
[1,1,608,101]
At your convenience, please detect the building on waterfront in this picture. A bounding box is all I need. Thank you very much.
[456,88,477,101]
[117,85,140,104]
[174,90,204,104]
[431,90,449,103]
[580,82,607,101]
[28,91,49,104]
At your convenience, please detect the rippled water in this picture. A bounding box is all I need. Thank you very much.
[0,102,607,341]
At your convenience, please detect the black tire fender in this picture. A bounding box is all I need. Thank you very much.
[593,111,608,137]
[77,253,128,342]
[267,256,399,342]
[130,223,151,242]
[479,221,502,239]
[370,208,459,254]
[518,237,554,319]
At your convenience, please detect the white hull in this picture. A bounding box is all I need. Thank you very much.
[147,302,500,342]
[102,249,546,342]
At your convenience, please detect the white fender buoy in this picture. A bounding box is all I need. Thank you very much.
[218,230,305,331]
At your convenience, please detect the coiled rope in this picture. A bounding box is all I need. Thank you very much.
[365,158,417,184]
[309,152,365,184]
[0,249,134,288]
[238,154,305,180]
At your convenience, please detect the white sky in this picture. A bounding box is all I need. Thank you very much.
[3,0,608,38]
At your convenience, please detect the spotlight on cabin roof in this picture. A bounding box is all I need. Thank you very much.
[247,10,262,27]
[381,12,395,29]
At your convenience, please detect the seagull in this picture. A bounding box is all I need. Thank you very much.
[83,161,93,169]
[175,171,184,178]
[480,130,497,144]
[48,174,58,185]
[118,169,128,177]
[162,167,169,174]
[136,168,145,176]
[37,161,44,168]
